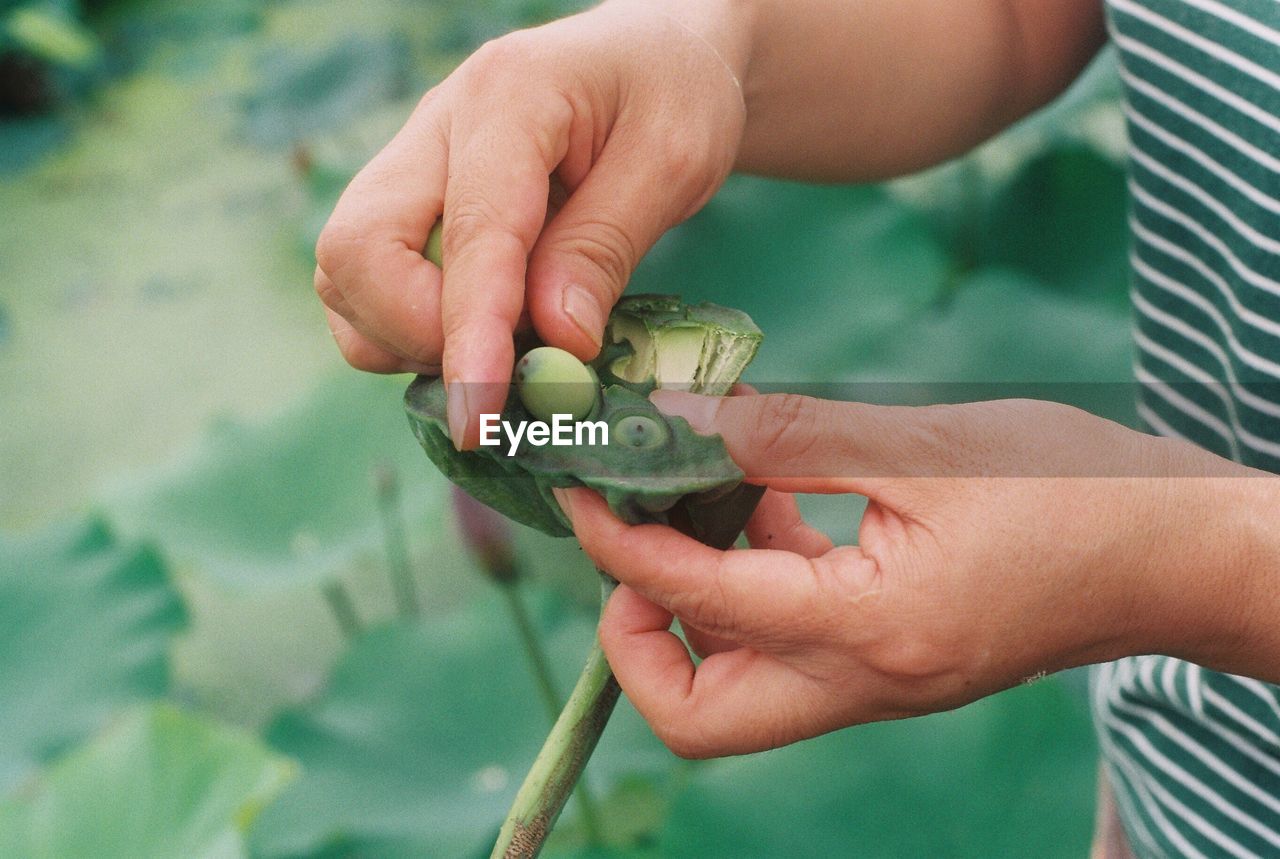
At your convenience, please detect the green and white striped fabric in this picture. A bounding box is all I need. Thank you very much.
[1094,0,1280,856]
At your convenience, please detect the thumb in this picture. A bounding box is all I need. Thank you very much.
[525,145,718,359]
[649,389,928,493]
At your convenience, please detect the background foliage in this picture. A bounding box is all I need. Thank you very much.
[2,0,1134,855]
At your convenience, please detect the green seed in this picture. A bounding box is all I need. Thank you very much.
[424,219,443,268]
[613,415,667,449]
[515,347,599,422]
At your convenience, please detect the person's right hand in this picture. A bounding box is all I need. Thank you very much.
[313,0,750,449]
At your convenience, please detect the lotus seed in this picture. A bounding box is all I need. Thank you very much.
[515,346,600,422]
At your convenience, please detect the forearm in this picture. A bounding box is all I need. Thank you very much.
[635,0,1107,182]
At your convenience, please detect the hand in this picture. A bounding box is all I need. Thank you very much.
[313,0,749,448]
[553,391,1277,759]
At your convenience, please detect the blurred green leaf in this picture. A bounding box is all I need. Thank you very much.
[295,153,359,259]
[853,269,1132,382]
[630,176,949,381]
[544,846,659,859]
[845,268,1136,423]
[979,145,1129,306]
[250,591,672,857]
[887,52,1125,291]
[5,5,98,68]
[241,35,412,148]
[659,679,1097,858]
[0,703,294,859]
[109,373,449,589]
[93,0,263,72]
[0,103,70,171]
[0,517,185,793]
[543,774,669,858]
[428,0,591,53]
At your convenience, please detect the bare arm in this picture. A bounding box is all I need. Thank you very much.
[731,0,1108,180]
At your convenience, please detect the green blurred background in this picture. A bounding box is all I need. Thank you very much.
[1,0,1137,855]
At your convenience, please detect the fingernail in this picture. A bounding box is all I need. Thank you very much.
[551,487,573,518]
[562,283,604,349]
[447,381,470,450]
[649,389,717,433]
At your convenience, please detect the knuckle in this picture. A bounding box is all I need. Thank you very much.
[414,82,446,114]
[314,219,363,279]
[458,32,553,98]
[706,552,745,628]
[441,200,499,259]
[754,394,822,463]
[443,195,534,261]
[457,36,574,130]
[804,554,843,605]
[677,587,723,637]
[656,132,720,209]
[469,32,535,73]
[554,219,637,292]
[313,267,340,306]
[654,719,713,760]
[869,629,955,684]
[658,136,702,185]
[441,305,507,351]
[520,84,575,135]
[332,330,389,373]
[340,347,390,374]
[405,339,443,368]
[912,404,973,472]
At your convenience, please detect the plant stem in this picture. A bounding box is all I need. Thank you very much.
[490,576,619,859]
[320,580,362,641]
[498,580,607,846]
[374,465,419,617]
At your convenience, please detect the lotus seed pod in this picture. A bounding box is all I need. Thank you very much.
[613,414,667,449]
[424,219,443,268]
[515,346,600,422]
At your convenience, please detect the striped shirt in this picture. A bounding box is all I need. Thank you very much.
[1093,0,1280,856]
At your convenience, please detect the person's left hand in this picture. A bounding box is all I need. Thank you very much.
[552,390,1270,758]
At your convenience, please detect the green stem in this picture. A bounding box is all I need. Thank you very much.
[375,465,420,617]
[491,576,619,859]
[498,581,607,847]
[320,580,362,641]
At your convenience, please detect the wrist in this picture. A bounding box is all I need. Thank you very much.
[600,0,757,87]
[1189,473,1280,681]
[1134,445,1280,681]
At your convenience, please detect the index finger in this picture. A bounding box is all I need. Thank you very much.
[599,583,832,758]
[440,94,572,449]
[553,487,820,640]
